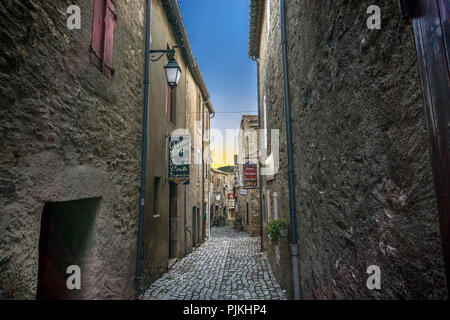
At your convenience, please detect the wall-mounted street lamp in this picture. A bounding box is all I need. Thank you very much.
[150,47,181,88]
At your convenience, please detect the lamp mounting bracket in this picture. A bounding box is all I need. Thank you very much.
[149,46,177,62]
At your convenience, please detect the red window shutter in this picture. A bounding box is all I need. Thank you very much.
[91,0,106,69]
[166,83,172,121]
[90,0,117,79]
[103,0,116,79]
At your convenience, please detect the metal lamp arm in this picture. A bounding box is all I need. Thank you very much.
[149,47,177,62]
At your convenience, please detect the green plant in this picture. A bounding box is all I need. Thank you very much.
[266,218,288,244]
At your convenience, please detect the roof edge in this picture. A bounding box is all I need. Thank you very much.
[211,168,231,175]
[248,0,264,58]
[161,0,215,114]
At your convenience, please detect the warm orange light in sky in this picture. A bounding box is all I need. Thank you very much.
[211,140,237,168]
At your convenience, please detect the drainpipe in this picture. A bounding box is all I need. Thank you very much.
[207,175,211,237]
[201,101,209,242]
[135,0,152,294]
[280,0,301,300]
[201,103,205,241]
[250,56,264,252]
[184,66,189,255]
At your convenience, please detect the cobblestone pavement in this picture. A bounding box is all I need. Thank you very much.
[141,226,287,300]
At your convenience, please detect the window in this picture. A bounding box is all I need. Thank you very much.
[153,176,161,216]
[91,0,117,79]
[166,83,176,124]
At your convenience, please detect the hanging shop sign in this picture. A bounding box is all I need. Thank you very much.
[227,193,235,200]
[243,162,257,187]
[169,135,190,183]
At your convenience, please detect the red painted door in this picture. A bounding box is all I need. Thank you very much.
[411,0,450,292]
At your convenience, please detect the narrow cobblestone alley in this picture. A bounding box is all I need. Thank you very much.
[141,227,287,300]
[1,0,450,304]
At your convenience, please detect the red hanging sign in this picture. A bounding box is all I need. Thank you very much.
[243,163,257,187]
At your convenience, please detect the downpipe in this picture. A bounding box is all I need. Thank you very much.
[280,0,301,300]
[208,175,211,238]
[201,102,205,242]
[135,0,152,295]
[201,100,210,242]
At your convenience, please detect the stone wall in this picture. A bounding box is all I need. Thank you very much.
[238,189,261,237]
[258,0,447,299]
[0,0,146,299]
[185,68,203,254]
[210,169,234,227]
[236,115,261,238]
[140,0,212,287]
[141,0,186,286]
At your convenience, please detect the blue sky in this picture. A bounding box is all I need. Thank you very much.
[180,0,257,167]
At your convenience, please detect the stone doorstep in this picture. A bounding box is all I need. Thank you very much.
[168,258,178,270]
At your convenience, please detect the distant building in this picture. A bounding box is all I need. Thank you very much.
[235,115,261,237]
[210,168,235,227]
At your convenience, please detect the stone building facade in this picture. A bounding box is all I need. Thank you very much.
[0,0,212,299]
[249,0,447,299]
[184,66,213,254]
[0,0,146,299]
[235,115,261,237]
[210,168,234,227]
[140,0,213,287]
[224,172,236,226]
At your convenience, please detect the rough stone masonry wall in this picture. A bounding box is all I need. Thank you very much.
[0,0,145,299]
[140,0,190,287]
[260,0,447,299]
[185,69,202,254]
[238,189,260,237]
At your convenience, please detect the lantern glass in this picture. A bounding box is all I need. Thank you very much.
[165,58,181,88]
